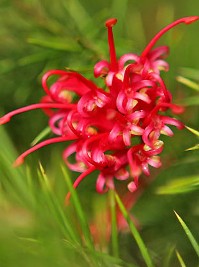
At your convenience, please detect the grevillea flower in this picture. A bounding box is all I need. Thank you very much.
[0,16,198,202]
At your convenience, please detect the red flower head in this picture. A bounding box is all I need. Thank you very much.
[0,16,198,202]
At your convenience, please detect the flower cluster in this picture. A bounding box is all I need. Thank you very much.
[0,16,198,200]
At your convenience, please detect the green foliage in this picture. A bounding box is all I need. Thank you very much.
[115,193,154,267]
[176,76,199,92]
[176,250,187,267]
[184,126,199,151]
[156,175,199,194]
[185,126,199,138]
[174,211,199,258]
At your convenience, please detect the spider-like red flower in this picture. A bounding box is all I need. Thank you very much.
[0,16,198,201]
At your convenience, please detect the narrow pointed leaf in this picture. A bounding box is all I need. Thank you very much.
[61,166,94,251]
[180,96,199,107]
[176,250,187,267]
[185,126,199,138]
[156,175,199,194]
[185,144,199,151]
[31,126,51,146]
[174,211,199,257]
[115,193,154,267]
[27,37,80,51]
[37,163,80,243]
[179,67,199,81]
[176,76,199,91]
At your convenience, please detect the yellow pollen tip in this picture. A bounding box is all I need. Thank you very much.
[154,140,164,148]
[116,73,123,81]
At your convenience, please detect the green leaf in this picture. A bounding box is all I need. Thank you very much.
[186,144,199,151]
[62,0,93,34]
[0,126,31,206]
[176,250,187,267]
[94,250,138,267]
[18,51,56,66]
[156,175,199,195]
[179,67,199,81]
[163,245,175,267]
[31,126,51,146]
[37,163,80,243]
[61,166,94,251]
[27,37,80,52]
[179,96,199,107]
[174,211,199,258]
[185,126,199,138]
[176,76,199,91]
[115,193,154,267]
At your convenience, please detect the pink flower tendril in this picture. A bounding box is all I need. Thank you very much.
[0,16,198,202]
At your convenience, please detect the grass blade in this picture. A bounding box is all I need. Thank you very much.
[62,0,93,34]
[31,126,51,146]
[185,144,199,151]
[27,37,80,51]
[156,175,199,195]
[185,126,199,138]
[176,76,199,91]
[115,193,154,267]
[61,166,94,251]
[174,211,199,258]
[179,67,199,81]
[38,163,80,243]
[179,96,199,107]
[163,245,175,267]
[176,250,187,267]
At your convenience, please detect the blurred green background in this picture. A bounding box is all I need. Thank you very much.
[0,0,199,266]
